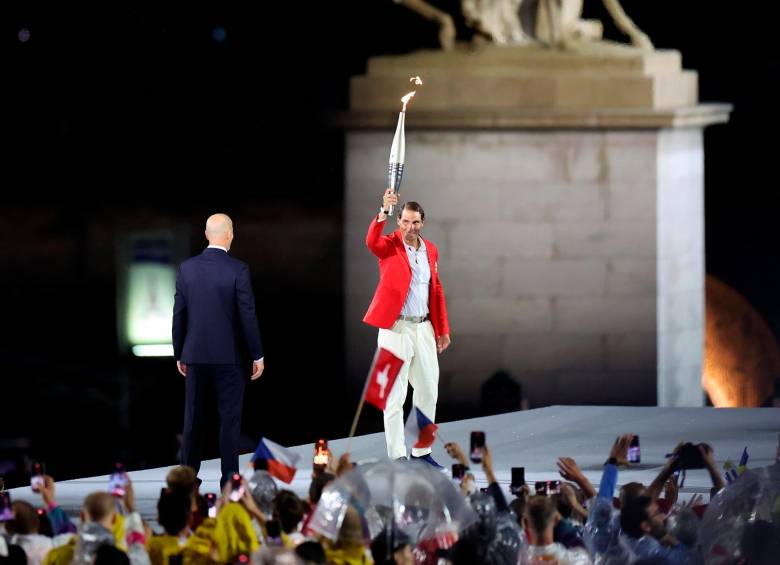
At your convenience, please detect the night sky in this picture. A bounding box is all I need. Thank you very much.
[1,1,778,486]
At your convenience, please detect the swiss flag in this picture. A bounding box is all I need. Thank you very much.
[364,347,404,411]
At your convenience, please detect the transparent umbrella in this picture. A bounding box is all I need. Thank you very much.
[247,470,278,515]
[463,491,525,565]
[308,459,476,546]
[699,463,780,564]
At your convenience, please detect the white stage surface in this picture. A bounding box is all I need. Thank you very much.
[9,406,780,524]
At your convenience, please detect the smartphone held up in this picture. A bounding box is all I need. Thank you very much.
[628,435,641,464]
[228,473,244,502]
[470,431,486,464]
[0,491,12,521]
[109,463,127,498]
[452,463,466,480]
[30,462,45,493]
[535,480,561,496]
[205,493,218,518]
[509,467,525,496]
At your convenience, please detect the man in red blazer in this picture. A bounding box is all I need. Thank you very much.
[364,188,451,468]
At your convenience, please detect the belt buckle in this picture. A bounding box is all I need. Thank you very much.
[401,314,426,323]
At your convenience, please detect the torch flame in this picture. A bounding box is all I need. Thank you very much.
[401,91,416,111]
[410,76,423,85]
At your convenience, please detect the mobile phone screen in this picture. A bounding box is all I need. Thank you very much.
[628,436,641,463]
[109,463,127,497]
[109,473,127,497]
[229,474,244,502]
[470,431,485,463]
[510,467,525,495]
[452,463,465,480]
[30,475,44,492]
[30,462,45,492]
[0,492,12,521]
[205,493,217,518]
[535,481,560,496]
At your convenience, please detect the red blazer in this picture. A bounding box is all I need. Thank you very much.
[363,217,450,338]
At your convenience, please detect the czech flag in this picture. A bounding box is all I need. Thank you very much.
[252,438,301,484]
[405,406,438,449]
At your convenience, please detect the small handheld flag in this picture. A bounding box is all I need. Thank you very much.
[252,438,301,484]
[405,405,438,450]
[364,347,404,411]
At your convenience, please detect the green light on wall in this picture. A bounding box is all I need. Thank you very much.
[126,263,175,350]
[118,232,185,357]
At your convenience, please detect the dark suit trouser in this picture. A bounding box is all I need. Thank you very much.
[182,364,245,485]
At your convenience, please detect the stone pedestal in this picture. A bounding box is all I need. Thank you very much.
[342,43,731,408]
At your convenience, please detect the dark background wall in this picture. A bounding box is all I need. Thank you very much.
[1,1,777,486]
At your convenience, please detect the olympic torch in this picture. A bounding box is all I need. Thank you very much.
[387,76,422,216]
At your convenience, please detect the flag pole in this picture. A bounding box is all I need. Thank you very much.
[346,348,380,453]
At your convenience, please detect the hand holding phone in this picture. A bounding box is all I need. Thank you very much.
[452,463,466,480]
[109,463,127,498]
[31,462,45,493]
[535,480,561,496]
[460,473,477,496]
[510,467,525,496]
[628,435,641,464]
[228,473,244,502]
[205,493,217,518]
[470,432,486,464]
[0,492,12,521]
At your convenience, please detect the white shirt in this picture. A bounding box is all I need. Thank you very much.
[10,534,53,565]
[205,244,263,363]
[400,237,430,318]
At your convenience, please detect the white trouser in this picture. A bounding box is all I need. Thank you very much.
[378,319,439,459]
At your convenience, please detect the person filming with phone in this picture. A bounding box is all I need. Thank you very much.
[444,437,509,513]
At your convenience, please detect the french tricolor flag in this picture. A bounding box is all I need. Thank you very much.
[252,437,301,484]
[404,406,438,449]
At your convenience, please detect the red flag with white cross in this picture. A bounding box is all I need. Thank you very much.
[364,347,404,411]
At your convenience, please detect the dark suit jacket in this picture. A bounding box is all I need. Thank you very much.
[172,247,263,364]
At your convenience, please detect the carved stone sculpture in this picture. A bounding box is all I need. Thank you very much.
[397,0,653,51]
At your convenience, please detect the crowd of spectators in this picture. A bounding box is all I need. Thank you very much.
[2,433,778,565]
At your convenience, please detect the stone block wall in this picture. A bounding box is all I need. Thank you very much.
[345,128,705,407]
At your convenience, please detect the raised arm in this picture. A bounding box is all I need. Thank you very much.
[366,189,398,258]
[557,457,597,500]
